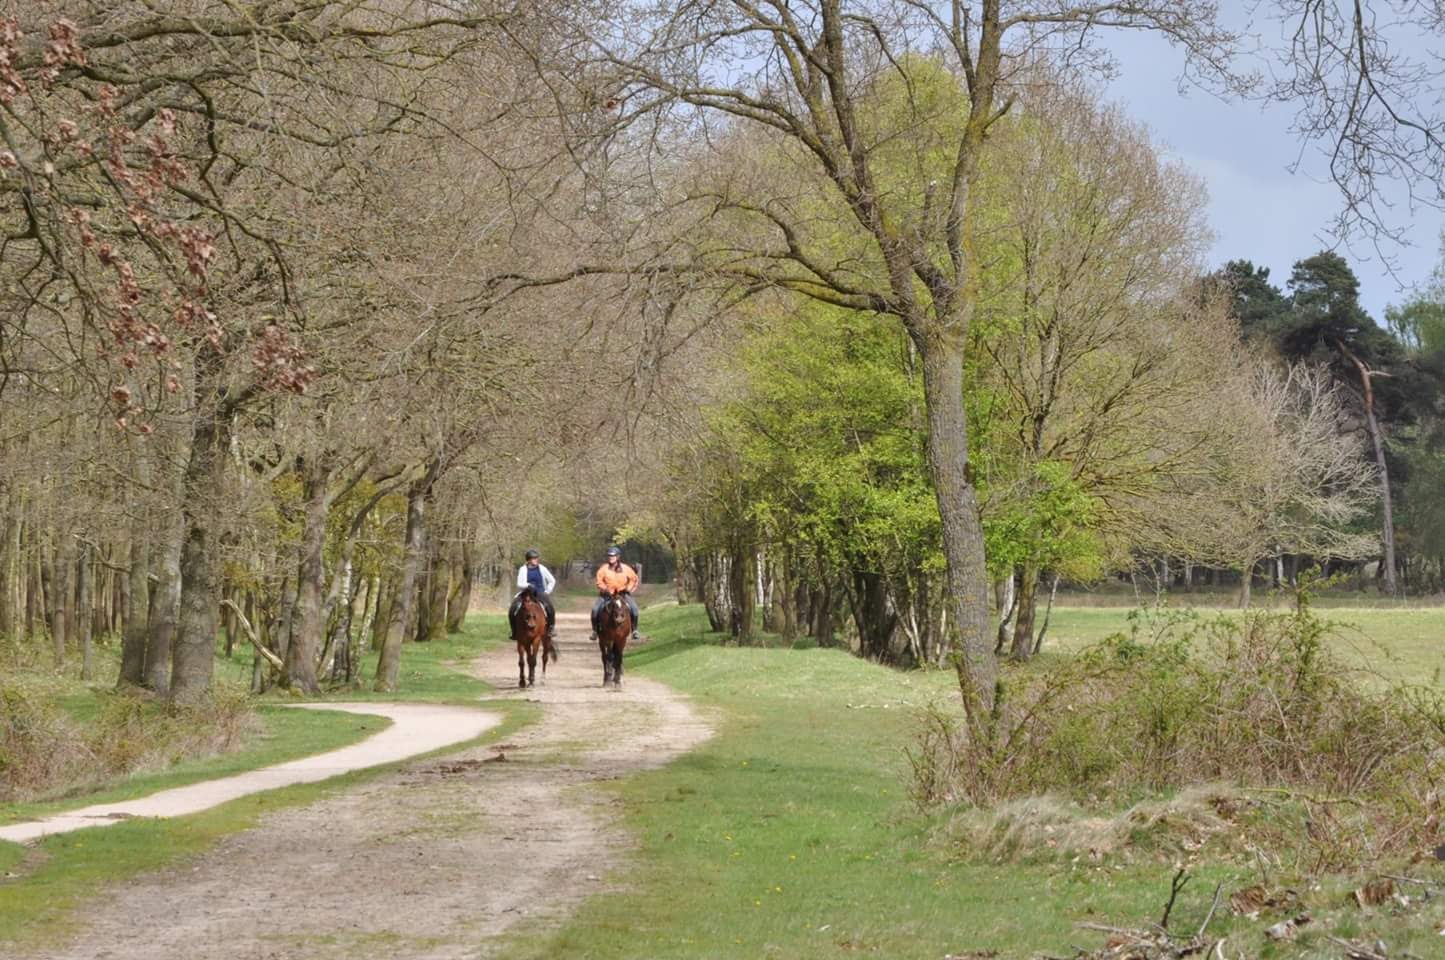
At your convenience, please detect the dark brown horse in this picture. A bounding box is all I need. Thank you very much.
[597,591,631,688]
[513,589,556,688]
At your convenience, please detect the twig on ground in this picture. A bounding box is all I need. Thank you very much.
[1161,867,1190,929]
[1196,882,1223,939]
[1381,873,1432,887]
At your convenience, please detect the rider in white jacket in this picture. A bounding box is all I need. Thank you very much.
[509,548,557,639]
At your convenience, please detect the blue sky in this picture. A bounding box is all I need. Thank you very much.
[1099,28,1444,323]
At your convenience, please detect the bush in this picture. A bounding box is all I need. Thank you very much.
[909,601,1445,869]
[0,680,258,803]
[0,677,93,799]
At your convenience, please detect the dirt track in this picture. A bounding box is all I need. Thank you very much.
[20,612,713,960]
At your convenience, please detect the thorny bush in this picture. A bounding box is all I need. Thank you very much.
[908,599,1445,870]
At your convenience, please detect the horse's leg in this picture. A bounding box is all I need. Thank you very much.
[600,639,611,686]
[615,644,623,687]
[517,643,527,688]
[528,645,538,687]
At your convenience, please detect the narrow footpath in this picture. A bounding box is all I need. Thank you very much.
[17,612,714,960]
[0,703,501,844]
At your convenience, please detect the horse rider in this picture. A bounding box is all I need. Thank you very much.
[510,548,556,641]
[592,545,641,642]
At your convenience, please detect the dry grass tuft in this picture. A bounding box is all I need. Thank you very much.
[945,786,1236,864]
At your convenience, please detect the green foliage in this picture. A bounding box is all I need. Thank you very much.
[700,302,941,577]
[980,460,1104,581]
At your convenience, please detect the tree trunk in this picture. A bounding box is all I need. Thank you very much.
[328,563,361,682]
[222,587,237,658]
[994,573,1017,655]
[915,332,996,724]
[76,542,94,680]
[811,574,836,647]
[26,540,42,643]
[286,456,330,695]
[0,511,17,640]
[701,551,729,632]
[374,474,431,692]
[50,535,74,663]
[118,440,152,685]
[1340,345,1397,594]
[146,511,184,695]
[846,569,898,662]
[370,575,390,653]
[169,400,232,704]
[1032,573,1060,655]
[445,542,474,634]
[727,541,755,641]
[778,554,799,640]
[1009,563,1040,662]
[421,538,449,643]
[1238,557,1255,608]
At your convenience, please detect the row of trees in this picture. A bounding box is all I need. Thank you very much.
[0,5,667,700]
[6,3,1445,731]
[543,0,1445,728]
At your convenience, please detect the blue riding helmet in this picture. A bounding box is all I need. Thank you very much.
[606,546,621,557]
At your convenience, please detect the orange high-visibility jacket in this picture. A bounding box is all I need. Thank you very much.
[596,562,639,595]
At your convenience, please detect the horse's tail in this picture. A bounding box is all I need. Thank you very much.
[544,634,559,664]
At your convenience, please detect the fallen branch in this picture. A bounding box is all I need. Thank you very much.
[221,598,283,671]
[1161,867,1190,929]
[1196,883,1223,939]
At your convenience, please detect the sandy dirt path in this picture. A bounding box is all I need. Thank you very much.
[0,703,502,844]
[19,612,714,960]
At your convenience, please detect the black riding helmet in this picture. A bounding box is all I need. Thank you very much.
[525,548,540,559]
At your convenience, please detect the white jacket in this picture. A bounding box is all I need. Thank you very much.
[516,563,556,595]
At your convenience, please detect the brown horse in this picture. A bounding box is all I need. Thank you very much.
[597,591,631,688]
[513,589,556,688]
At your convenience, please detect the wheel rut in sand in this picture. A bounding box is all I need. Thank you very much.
[18,612,714,960]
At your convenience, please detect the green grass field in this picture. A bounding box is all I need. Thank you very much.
[501,602,1445,960]
[1038,604,1445,685]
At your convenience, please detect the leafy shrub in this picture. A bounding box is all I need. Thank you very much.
[909,601,1445,869]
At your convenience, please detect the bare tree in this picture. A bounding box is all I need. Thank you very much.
[1149,359,1379,606]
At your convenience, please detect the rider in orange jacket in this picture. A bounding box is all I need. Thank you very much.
[592,545,640,641]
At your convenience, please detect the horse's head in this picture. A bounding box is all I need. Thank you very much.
[602,594,629,630]
[519,592,543,631]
